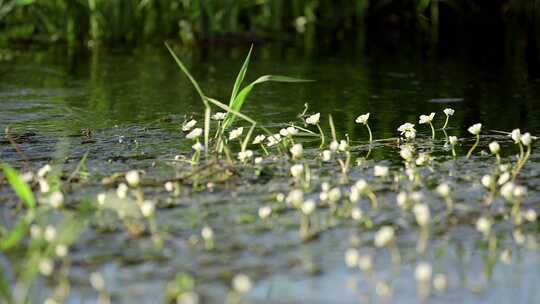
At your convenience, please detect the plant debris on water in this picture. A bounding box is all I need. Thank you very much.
[0,45,539,304]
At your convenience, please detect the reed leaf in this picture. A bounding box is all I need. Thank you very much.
[2,164,36,209]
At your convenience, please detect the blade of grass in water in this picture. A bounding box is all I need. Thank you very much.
[229,44,253,107]
[2,164,36,209]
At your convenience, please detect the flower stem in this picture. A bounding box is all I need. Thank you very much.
[366,123,373,144]
[442,115,449,130]
[429,122,435,140]
[260,143,269,155]
[316,123,325,148]
[466,134,479,159]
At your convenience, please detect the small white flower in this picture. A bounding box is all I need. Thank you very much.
[524,209,537,222]
[38,164,52,178]
[398,123,416,139]
[476,217,491,236]
[521,132,532,146]
[374,226,395,247]
[481,175,494,188]
[400,145,414,161]
[186,128,203,140]
[125,170,140,187]
[211,112,227,120]
[229,127,244,140]
[140,200,155,217]
[328,188,342,203]
[396,192,408,208]
[489,141,500,154]
[513,185,527,197]
[355,179,368,193]
[286,126,299,136]
[117,183,128,198]
[355,113,370,125]
[290,144,304,159]
[511,129,521,143]
[201,226,214,240]
[30,225,42,239]
[182,119,197,132]
[449,136,458,145]
[97,193,106,206]
[443,108,455,116]
[55,244,68,257]
[416,153,430,166]
[267,134,282,147]
[192,142,204,152]
[301,199,316,215]
[286,189,304,207]
[322,150,332,161]
[498,172,510,185]
[39,258,54,276]
[232,274,252,294]
[433,273,448,291]
[165,181,174,192]
[329,140,339,152]
[39,178,50,193]
[415,262,432,283]
[500,182,515,200]
[338,140,349,151]
[468,123,482,135]
[237,150,254,162]
[254,157,263,164]
[306,113,320,125]
[90,272,105,291]
[252,134,266,145]
[345,248,359,268]
[436,183,450,197]
[413,203,430,227]
[374,165,389,177]
[258,206,272,219]
[279,128,289,137]
[419,112,435,124]
[358,255,373,273]
[290,164,304,178]
[351,207,363,220]
[49,191,64,209]
[349,186,360,202]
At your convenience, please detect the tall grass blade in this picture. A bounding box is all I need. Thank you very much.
[164,42,206,102]
[229,44,253,106]
[222,75,312,129]
[0,212,33,251]
[2,164,36,209]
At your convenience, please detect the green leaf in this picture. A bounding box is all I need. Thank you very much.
[164,42,206,103]
[2,164,36,209]
[229,44,253,107]
[222,75,312,129]
[0,212,33,251]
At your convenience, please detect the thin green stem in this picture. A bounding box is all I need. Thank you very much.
[466,134,480,159]
[442,115,449,130]
[366,123,373,143]
[429,122,435,140]
[316,123,325,148]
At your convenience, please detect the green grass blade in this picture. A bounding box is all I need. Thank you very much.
[222,75,313,129]
[229,44,253,106]
[0,212,33,251]
[164,42,206,103]
[2,164,36,209]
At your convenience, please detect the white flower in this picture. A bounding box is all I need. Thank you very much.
[267,134,282,147]
[125,170,140,187]
[290,164,304,178]
[286,189,304,207]
[329,140,339,151]
[448,136,458,145]
[415,262,432,283]
[301,199,316,215]
[351,207,363,220]
[229,127,244,140]
[182,119,197,131]
[433,273,448,291]
[38,164,52,177]
[413,203,430,227]
[338,140,349,151]
[511,129,521,143]
[237,150,254,162]
[211,112,227,120]
[524,209,537,222]
[232,274,252,294]
[521,132,532,146]
[258,206,272,219]
[400,145,414,161]
[436,183,450,197]
[186,128,203,139]
[286,126,299,136]
[49,191,64,209]
[443,108,455,116]
[374,165,389,177]
[322,150,332,161]
[468,123,482,135]
[358,255,373,273]
[252,134,266,144]
[415,153,430,166]
[290,144,304,159]
[165,182,174,192]
[116,183,128,199]
[254,157,263,164]
[97,193,106,206]
[500,182,515,200]
[201,226,214,240]
[355,113,370,125]
[355,179,368,193]
[90,272,105,291]
[374,226,395,247]
[39,258,54,276]
[396,192,408,208]
[192,142,204,152]
[349,186,360,203]
[476,217,491,236]
[498,172,510,185]
[398,123,416,139]
[279,128,289,137]
[306,113,320,125]
[345,248,359,268]
[481,175,494,188]
[30,225,42,239]
[55,244,68,257]
[489,141,500,154]
[513,185,527,197]
[44,225,56,242]
[328,188,342,203]
[140,200,155,217]
[419,112,435,124]
[38,178,50,193]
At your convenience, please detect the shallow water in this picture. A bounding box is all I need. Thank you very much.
[1,44,539,303]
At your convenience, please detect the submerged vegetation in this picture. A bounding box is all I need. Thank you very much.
[1,45,539,303]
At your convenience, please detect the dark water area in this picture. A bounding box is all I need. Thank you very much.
[1,42,539,303]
